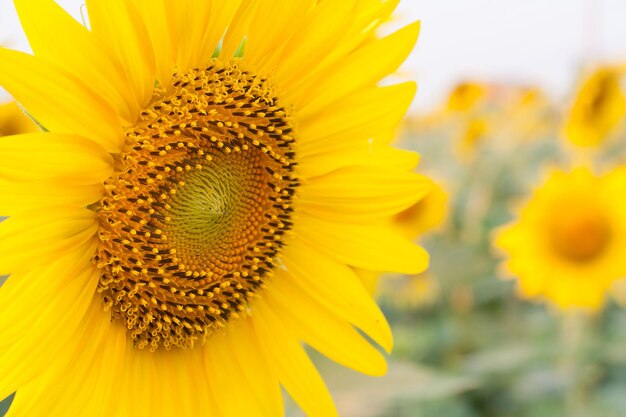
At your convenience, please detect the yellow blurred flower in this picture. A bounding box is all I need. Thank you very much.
[505,87,555,141]
[457,116,490,160]
[564,65,626,147]
[494,167,626,311]
[0,101,36,136]
[393,179,448,240]
[377,272,439,310]
[446,81,487,113]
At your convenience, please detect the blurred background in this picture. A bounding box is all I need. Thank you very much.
[3,1,626,416]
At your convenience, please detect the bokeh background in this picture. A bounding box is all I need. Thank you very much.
[3,1,626,416]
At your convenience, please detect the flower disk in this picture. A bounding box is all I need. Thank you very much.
[93,59,298,350]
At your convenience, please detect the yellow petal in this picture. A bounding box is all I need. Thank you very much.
[166,0,243,73]
[268,271,388,376]
[300,166,431,223]
[0,48,123,152]
[15,0,137,122]
[298,82,416,156]
[298,215,429,274]
[152,351,205,417]
[87,0,156,114]
[204,332,269,417]
[6,302,125,417]
[299,145,420,179]
[114,345,163,417]
[242,0,317,71]
[0,181,104,217]
[298,142,420,178]
[131,0,175,87]
[0,239,97,348]
[0,260,100,401]
[223,320,284,417]
[0,133,113,184]
[282,0,399,95]
[222,0,314,62]
[0,206,98,275]
[274,0,355,86]
[251,300,338,417]
[283,241,393,352]
[295,21,421,118]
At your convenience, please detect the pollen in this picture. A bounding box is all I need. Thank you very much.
[92,59,298,350]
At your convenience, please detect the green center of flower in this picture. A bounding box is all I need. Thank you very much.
[92,59,298,350]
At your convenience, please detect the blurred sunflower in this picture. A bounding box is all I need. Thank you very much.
[494,167,626,311]
[0,1,430,416]
[393,179,448,239]
[445,81,487,113]
[564,65,626,147]
[505,87,555,141]
[0,102,36,136]
[457,116,489,160]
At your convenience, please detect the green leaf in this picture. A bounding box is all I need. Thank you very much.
[212,39,223,58]
[234,36,247,58]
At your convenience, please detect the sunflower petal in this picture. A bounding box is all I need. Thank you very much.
[0,133,113,184]
[298,215,429,274]
[268,272,388,376]
[222,0,314,62]
[0,260,100,401]
[0,206,98,275]
[299,145,420,179]
[283,241,393,352]
[131,0,175,87]
[298,83,417,156]
[166,0,243,73]
[0,48,123,152]
[296,21,421,118]
[205,332,268,417]
[273,0,354,85]
[252,300,338,417]
[5,301,125,417]
[223,320,284,417]
[0,181,103,217]
[86,0,156,114]
[300,166,431,223]
[15,0,136,122]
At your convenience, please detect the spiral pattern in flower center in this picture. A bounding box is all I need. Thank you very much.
[92,59,298,350]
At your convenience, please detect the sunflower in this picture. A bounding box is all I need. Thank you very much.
[0,1,430,416]
[0,101,36,137]
[563,65,626,147]
[445,81,487,113]
[494,167,626,311]
[393,178,448,240]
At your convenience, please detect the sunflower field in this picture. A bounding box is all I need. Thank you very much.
[1,1,626,417]
[283,73,626,417]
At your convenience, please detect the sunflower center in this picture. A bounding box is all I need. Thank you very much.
[549,206,612,262]
[92,59,298,350]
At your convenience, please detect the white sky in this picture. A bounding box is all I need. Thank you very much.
[1,0,626,112]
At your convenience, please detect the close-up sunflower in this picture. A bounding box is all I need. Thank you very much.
[494,167,626,311]
[0,1,430,416]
